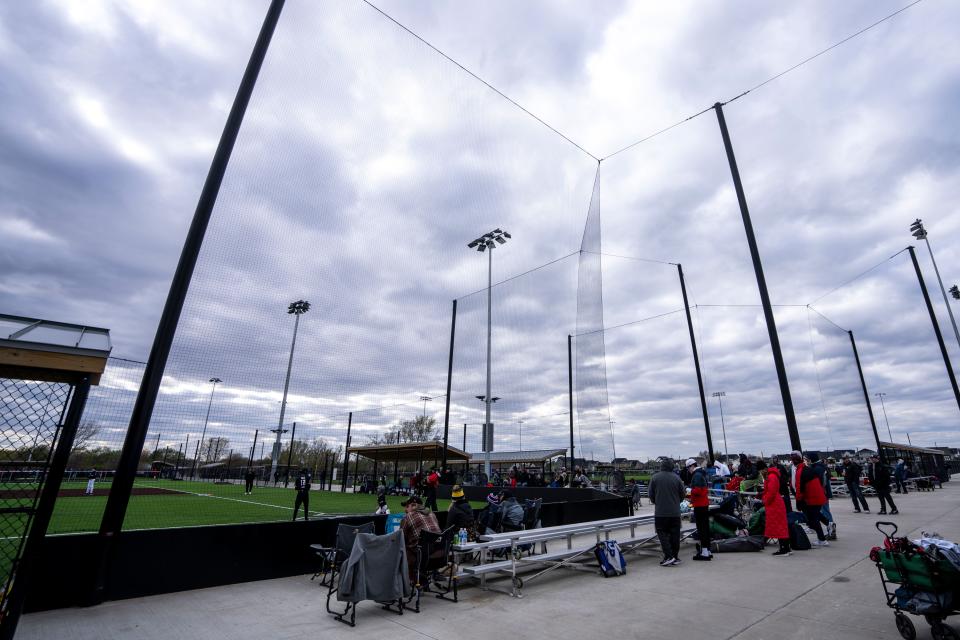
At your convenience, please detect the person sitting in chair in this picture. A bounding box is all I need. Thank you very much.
[498,490,524,531]
[447,485,475,537]
[400,495,440,583]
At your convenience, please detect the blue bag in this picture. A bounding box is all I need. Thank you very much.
[594,540,626,577]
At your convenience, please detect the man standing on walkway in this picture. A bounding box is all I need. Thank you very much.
[649,458,686,566]
[810,453,836,540]
[292,467,312,521]
[794,452,829,547]
[894,459,909,494]
[868,454,898,515]
[686,459,712,561]
[843,455,869,513]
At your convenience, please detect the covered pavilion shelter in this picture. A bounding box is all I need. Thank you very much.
[451,448,568,478]
[879,441,948,478]
[346,442,471,489]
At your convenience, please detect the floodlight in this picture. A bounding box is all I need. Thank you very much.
[475,395,485,401]
[495,236,506,244]
[950,285,959,300]
[503,232,511,239]
[478,244,486,252]
[910,219,927,240]
[468,240,479,248]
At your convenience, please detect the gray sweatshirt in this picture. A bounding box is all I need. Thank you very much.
[647,470,686,518]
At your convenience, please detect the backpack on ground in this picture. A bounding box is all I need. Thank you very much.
[790,522,811,551]
[594,540,626,577]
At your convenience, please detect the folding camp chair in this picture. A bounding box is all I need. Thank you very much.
[406,525,459,611]
[311,521,375,587]
[326,529,409,627]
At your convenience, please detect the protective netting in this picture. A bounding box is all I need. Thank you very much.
[42,1,959,534]
[0,378,69,598]
[574,171,614,463]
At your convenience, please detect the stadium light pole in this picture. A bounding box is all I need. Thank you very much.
[711,392,729,463]
[875,392,894,443]
[271,299,309,482]
[911,219,960,352]
[192,377,221,479]
[420,396,432,419]
[475,395,499,477]
[468,228,510,478]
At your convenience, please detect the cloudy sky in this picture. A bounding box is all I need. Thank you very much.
[2,0,959,463]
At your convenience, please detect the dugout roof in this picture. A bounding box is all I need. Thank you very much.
[347,441,471,463]
[0,313,111,385]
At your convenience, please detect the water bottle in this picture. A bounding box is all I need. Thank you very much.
[459,528,467,545]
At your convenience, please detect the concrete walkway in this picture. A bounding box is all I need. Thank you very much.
[20,483,960,640]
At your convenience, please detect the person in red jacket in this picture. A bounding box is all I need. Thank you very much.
[686,459,712,561]
[763,466,791,557]
[793,451,829,547]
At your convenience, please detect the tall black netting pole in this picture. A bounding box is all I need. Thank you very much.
[93,0,286,604]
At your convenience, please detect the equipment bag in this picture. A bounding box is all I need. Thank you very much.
[790,522,812,551]
[594,541,626,577]
[713,512,747,531]
[710,535,766,553]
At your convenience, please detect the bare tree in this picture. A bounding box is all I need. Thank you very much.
[204,436,230,462]
[71,420,101,453]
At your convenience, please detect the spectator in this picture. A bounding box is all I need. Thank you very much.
[399,495,440,582]
[894,459,909,494]
[648,458,686,567]
[842,455,869,513]
[628,478,643,507]
[773,458,793,513]
[763,466,791,557]
[738,454,759,492]
[576,469,591,488]
[868,455,898,515]
[498,490,524,530]
[793,452,828,546]
[447,485,475,536]
[686,459,712,561]
[713,459,731,481]
[424,467,440,511]
[810,453,836,540]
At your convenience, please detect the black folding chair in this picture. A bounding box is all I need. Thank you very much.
[407,525,459,611]
[311,521,375,587]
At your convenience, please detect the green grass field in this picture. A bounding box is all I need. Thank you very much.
[43,480,484,535]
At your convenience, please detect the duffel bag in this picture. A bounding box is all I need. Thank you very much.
[710,535,766,553]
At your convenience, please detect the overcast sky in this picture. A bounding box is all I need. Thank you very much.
[2,0,959,462]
